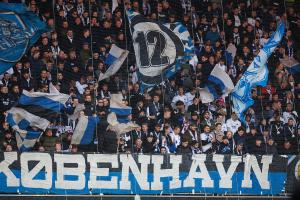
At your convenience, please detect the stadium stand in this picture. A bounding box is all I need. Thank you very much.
[0,0,299,155]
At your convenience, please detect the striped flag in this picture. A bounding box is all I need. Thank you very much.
[6,89,70,151]
[6,107,47,152]
[18,90,69,121]
[109,93,132,123]
[98,44,129,81]
[199,65,234,103]
[71,115,100,145]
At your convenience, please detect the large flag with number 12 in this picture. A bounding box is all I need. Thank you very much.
[127,10,193,91]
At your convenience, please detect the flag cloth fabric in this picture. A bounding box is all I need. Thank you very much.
[280,56,300,74]
[18,90,70,121]
[127,10,194,90]
[98,44,129,81]
[164,22,194,79]
[6,89,70,151]
[109,93,132,123]
[107,112,140,138]
[71,115,100,145]
[231,22,285,122]
[199,64,234,103]
[112,0,118,12]
[107,94,140,137]
[6,107,47,151]
[0,3,48,74]
[224,42,237,67]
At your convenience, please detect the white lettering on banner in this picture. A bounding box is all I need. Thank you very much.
[213,154,241,188]
[54,154,86,190]
[0,153,279,192]
[183,154,214,188]
[21,153,52,189]
[151,155,182,190]
[87,154,118,190]
[120,154,150,190]
[0,152,20,187]
[242,155,272,189]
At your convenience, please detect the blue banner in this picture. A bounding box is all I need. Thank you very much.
[231,22,285,122]
[0,153,288,195]
[0,3,48,74]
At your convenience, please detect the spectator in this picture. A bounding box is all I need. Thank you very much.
[234,141,245,155]
[143,132,156,153]
[266,138,278,155]
[133,138,143,153]
[234,126,246,145]
[218,131,234,154]
[226,112,241,134]
[172,86,188,108]
[191,140,202,154]
[39,129,58,151]
[252,138,265,155]
[0,131,17,151]
[176,137,191,154]
[200,125,215,153]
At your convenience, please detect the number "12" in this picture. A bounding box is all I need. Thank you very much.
[135,31,169,67]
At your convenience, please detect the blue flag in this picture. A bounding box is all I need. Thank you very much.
[280,56,300,74]
[98,44,129,81]
[199,64,234,103]
[127,10,194,91]
[71,115,100,145]
[231,22,285,122]
[0,3,48,74]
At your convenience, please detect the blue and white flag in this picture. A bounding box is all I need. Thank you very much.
[107,93,139,136]
[127,10,193,90]
[280,56,300,74]
[107,112,140,137]
[6,88,70,151]
[231,22,285,122]
[109,93,132,123]
[224,42,237,67]
[6,107,47,151]
[71,115,100,145]
[199,64,234,103]
[18,90,70,122]
[164,22,194,79]
[98,44,129,81]
[0,3,48,74]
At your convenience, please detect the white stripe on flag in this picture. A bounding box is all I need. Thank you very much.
[199,88,214,104]
[110,93,131,110]
[22,89,70,105]
[211,65,234,93]
[99,44,129,81]
[72,116,88,144]
[8,107,50,130]
[112,0,118,12]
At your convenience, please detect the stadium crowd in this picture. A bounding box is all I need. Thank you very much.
[0,0,300,155]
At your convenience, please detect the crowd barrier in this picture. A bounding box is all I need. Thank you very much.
[0,152,299,195]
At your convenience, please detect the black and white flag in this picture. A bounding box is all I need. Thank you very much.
[127,10,186,90]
